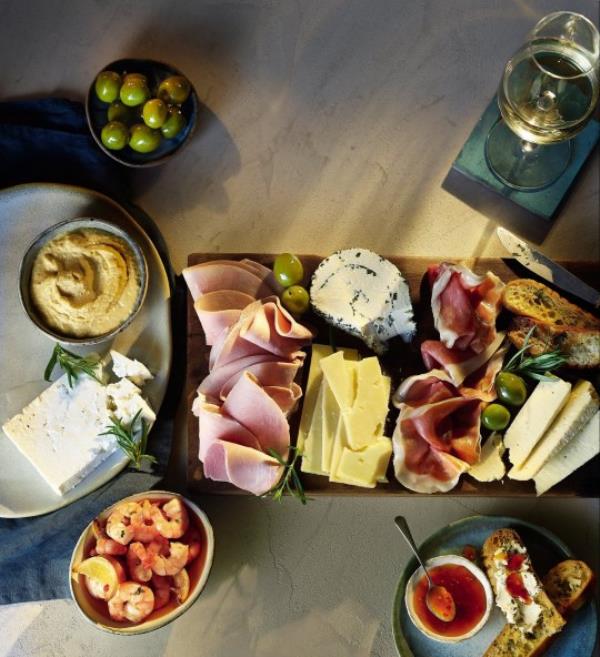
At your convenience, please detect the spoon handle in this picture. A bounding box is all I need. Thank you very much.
[394,516,431,582]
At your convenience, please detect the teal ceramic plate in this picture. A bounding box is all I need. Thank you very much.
[392,515,598,657]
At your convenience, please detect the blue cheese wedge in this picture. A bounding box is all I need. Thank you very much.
[110,350,153,386]
[310,248,415,354]
[2,372,155,496]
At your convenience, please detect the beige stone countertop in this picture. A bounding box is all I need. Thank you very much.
[0,0,598,656]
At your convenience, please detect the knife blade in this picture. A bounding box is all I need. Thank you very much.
[496,227,600,308]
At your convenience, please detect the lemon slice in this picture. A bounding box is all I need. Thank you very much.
[72,556,120,598]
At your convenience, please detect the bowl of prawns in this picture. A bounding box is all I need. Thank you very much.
[69,490,214,634]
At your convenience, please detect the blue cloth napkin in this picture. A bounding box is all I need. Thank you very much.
[0,98,182,604]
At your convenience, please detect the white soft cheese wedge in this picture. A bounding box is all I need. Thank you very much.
[310,248,415,354]
[505,377,571,469]
[297,344,333,454]
[344,357,389,450]
[509,380,599,481]
[2,373,156,496]
[110,350,153,386]
[468,432,506,482]
[534,411,600,495]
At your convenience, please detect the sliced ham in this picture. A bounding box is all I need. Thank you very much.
[264,382,303,414]
[429,263,504,354]
[195,401,262,461]
[194,290,256,345]
[203,440,283,495]
[240,259,283,294]
[183,260,275,301]
[222,372,290,458]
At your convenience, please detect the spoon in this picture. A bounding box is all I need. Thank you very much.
[394,516,456,623]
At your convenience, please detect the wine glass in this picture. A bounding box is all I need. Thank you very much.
[485,12,599,191]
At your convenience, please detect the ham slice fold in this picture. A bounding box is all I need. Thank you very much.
[183,260,276,301]
[194,290,256,345]
[429,263,504,354]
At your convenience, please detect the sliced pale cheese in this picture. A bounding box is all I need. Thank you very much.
[300,383,328,475]
[345,357,389,449]
[320,351,356,411]
[297,344,333,452]
[505,377,571,469]
[468,432,506,482]
[335,438,393,488]
[328,415,351,483]
[444,332,506,385]
[509,380,599,481]
[534,411,600,495]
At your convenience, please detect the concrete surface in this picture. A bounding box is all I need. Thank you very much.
[0,1,598,656]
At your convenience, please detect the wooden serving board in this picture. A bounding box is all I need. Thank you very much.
[186,254,599,497]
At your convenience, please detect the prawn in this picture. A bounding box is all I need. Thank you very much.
[150,498,189,539]
[126,542,153,583]
[150,541,189,577]
[92,520,127,556]
[106,502,142,546]
[130,500,161,543]
[172,568,190,604]
[151,574,171,610]
[108,582,155,623]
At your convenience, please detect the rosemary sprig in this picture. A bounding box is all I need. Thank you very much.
[99,409,157,471]
[265,446,308,505]
[44,343,102,388]
[503,326,567,381]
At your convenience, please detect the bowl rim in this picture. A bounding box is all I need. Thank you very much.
[404,554,493,643]
[69,490,215,635]
[85,57,199,168]
[19,216,149,346]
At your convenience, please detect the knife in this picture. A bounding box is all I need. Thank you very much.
[496,227,600,308]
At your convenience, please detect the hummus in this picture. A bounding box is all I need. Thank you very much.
[30,228,142,338]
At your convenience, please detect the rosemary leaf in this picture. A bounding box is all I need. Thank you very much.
[99,409,156,471]
[503,326,567,381]
[44,343,103,388]
[265,446,308,505]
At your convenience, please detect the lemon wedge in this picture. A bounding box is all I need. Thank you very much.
[72,556,120,598]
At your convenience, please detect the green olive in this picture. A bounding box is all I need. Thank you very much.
[496,372,528,407]
[281,285,310,315]
[107,101,134,123]
[95,71,121,103]
[158,75,191,104]
[481,403,511,431]
[142,99,168,128]
[160,107,187,138]
[273,253,304,288]
[119,76,150,107]
[100,121,129,150]
[129,124,161,153]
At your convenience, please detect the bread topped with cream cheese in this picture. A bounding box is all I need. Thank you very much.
[482,529,565,657]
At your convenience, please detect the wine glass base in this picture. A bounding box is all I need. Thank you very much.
[485,120,572,191]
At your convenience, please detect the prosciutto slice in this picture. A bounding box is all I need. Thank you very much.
[429,263,504,354]
[393,397,481,493]
[203,440,283,495]
[183,260,275,301]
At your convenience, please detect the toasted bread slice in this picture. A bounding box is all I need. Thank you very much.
[482,529,565,657]
[542,559,595,617]
[508,317,600,369]
[503,279,600,330]
[484,558,595,657]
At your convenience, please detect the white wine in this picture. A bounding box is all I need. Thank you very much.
[498,40,598,144]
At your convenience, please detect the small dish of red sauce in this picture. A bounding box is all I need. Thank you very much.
[405,555,493,643]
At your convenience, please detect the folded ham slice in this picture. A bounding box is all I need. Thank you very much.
[203,440,283,495]
[183,260,275,301]
[429,263,504,354]
[194,290,256,345]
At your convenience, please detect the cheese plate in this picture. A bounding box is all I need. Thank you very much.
[185,253,599,497]
[0,184,172,518]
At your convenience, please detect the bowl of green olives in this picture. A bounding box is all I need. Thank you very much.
[86,58,198,167]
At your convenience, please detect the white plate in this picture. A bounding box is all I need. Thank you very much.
[0,183,172,518]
